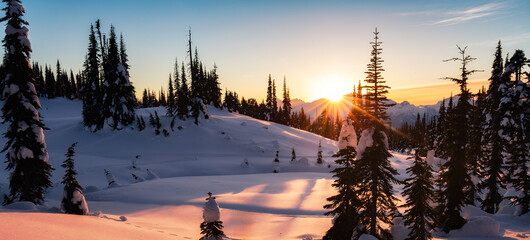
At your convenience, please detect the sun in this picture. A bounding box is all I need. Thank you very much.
[311,77,350,102]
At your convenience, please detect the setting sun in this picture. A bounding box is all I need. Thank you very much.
[311,76,352,102]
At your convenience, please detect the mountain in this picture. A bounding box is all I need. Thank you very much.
[290,95,442,127]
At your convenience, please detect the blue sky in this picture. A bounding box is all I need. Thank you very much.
[11,0,530,104]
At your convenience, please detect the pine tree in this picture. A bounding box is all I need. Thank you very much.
[401,152,436,240]
[323,120,363,240]
[479,42,506,214]
[354,29,400,239]
[266,74,274,121]
[317,140,323,164]
[440,46,480,232]
[82,24,103,131]
[61,142,88,215]
[499,50,529,215]
[102,26,136,129]
[282,76,291,125]
[1,0,53,205]
[177,62,190,120]
[291,148,296,162]
[200,192,226,240]
[166,73,176,116]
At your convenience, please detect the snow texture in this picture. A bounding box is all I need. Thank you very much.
[203,197,221,223]
[425,149,435,166]
[338,119,357,150]
[357,128,374,158]
[449,216,501,237]
[145,169,159,180]
[72,190,89,215]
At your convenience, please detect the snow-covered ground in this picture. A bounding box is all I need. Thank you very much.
[0,98,528,240]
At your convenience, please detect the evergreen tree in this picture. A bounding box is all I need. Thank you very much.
[479,41,506,214]
[61,142,88,215]
[317,140,323,164]
[266,74,274,121]
[401,152,436,240]
[440,46,480,232]
[1,0,53,205]
[323,120,363,240]
[101,26,136,129]
[166,73,176,116]
[45,64,56,98]
[177,62,190,120]
[82,24,103,131]
[354,29,400,239]
[282,76,291,125]
[200,192,226,240]
[499,50,529,215]
[291,148,296,162]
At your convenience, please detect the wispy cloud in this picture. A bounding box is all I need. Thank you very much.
[432,2,507,25]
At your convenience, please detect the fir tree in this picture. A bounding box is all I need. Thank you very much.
[291,148,296,162]
[317,140,323,164]
[166,73,176,116]
[82,24,103,131]
[177,62,190,120]
[354,29,400,239]
[61,142,88,215]
[323,120,363,240]
[478,43,506,214]
[500,50,529,215]
[440,46,480,232]
[282,76,291,125]
[200,192,226,240]
[401,152,436,240]
[1,0,53,205]
[266,74,274,121]
[102,26,136,129]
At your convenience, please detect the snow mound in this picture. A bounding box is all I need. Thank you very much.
[450,216,501,237]
[338,120,357,150]
[203,197,220,223]
[357,128,374,158]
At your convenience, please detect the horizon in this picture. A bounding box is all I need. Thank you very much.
[7,0,530,105]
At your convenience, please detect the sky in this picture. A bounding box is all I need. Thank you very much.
[8,0,530,105]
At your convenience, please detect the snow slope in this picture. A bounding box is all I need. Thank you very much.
[0,98,528,240]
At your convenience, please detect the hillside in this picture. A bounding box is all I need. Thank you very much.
[0,98,528,240]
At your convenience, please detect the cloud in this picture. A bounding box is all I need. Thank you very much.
[432,2,507,25]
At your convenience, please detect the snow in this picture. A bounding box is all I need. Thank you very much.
[203,197,221,223]
[338,119,357,150]
[72,189,89,215]
[426,149,435,166]
[449,216,501,237]
[0,98,528,240]
[357,128,374,158]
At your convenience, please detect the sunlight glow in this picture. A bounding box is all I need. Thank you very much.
[311,76,352,102]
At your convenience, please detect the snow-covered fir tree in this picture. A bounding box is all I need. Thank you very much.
[499,50,529,215]
[354,28,400,240]
[323,120,363,240]
[479,41,506,214]
[273,151,280,173]
[1,0,54,205]
[101,26,135,129]
[440,46,479,232]
[82,23,103,131]
[200,192,226,240]
[61,142,89,215]
[401,152,436,240]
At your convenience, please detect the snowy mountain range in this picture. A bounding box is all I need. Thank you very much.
[289,95,443,127]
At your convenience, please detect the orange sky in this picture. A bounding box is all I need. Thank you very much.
[388,80,489,105]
